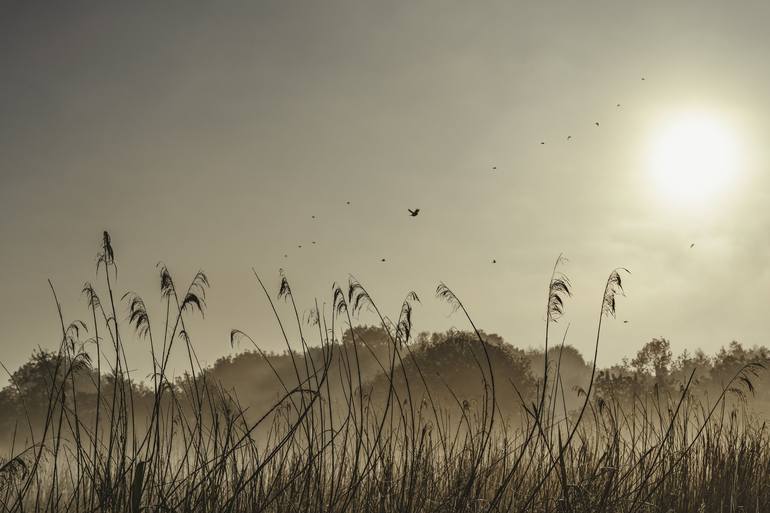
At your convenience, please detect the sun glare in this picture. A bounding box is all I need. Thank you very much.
[649,113,741,207]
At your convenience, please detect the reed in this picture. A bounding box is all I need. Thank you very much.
[0,232,766,513]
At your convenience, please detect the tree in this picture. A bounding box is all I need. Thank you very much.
[631,338,672,384]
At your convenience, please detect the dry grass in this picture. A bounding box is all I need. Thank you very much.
[0,232,767,513]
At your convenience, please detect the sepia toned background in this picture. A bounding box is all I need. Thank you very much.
[1,0,769,380]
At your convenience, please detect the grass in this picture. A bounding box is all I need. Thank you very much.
[0,231,767,513]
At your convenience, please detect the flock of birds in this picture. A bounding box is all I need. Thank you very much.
[537,105,617,146]
[281,76,695,268]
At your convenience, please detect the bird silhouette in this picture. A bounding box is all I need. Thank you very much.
[641,77,646,81]
[381,258,386,262]
[311,215,316,219]
[623,320,629,324]
[492,166,497,170]
[595,122,600,127]
[492,259,497,264]
[690,243,695,248]
[567,135,572,141]
[616,103,621,107]
[408,208,420,217]
[346,201,350,205]
[312,241,316,245]
[540,141,545,145]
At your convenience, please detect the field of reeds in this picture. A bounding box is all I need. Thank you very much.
[1,232,768,513]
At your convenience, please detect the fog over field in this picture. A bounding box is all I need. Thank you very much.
[3,2,770,512]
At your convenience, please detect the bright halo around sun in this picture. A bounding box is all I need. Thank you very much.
[648,113,741,207]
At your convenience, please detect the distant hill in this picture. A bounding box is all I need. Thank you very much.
[205,327,541,425]
[4,327,770,451]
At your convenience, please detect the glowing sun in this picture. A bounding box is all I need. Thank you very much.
[648,113,740,206]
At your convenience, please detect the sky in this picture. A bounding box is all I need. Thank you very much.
[1,0,770,381]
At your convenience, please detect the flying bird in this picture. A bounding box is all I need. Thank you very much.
[616,103,621,107]
[623,320,629,324]
[567,135,572,141]
[346,201,350,205]
[641,77,646,81]
[594,122,600,127]
[492,259,497,264]
[408,208,420,217]
[690,243,695,248]
[381,258,386,262]
[492,166,497,171]
[540,141,545,145]
[312,241,316,245]
[312,215,316,219]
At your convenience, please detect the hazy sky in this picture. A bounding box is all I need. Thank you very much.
[2,0,770,380]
